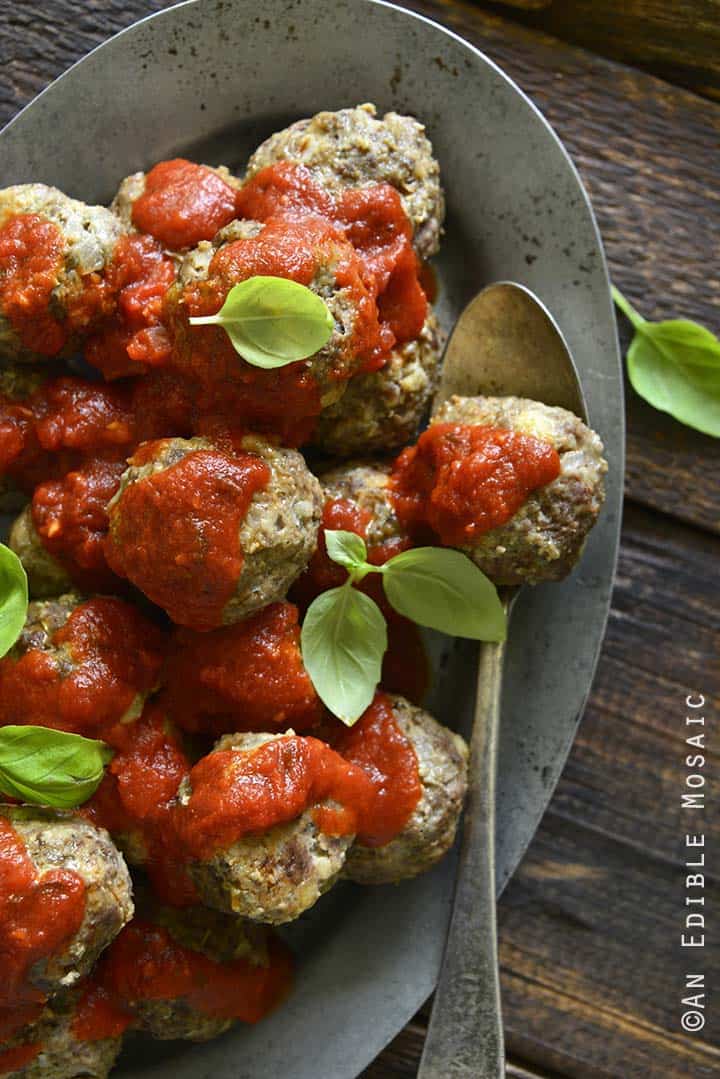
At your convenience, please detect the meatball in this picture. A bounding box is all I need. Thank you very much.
[245,103,445,258]
[160,601,322,735]
[321,459,406,551]
[0,992,123,1079]
[0,806,133,1000]
[314,313,443,457]
[9,505,72,597]
[105,435,323,630]
[0,185,126,363]
[0,593,165,738]
[177,732,353,924]
[111,158,241,250]
[342,696,468,885]
[429,395,608,584]
[164,214,381,443]
[99,904,292,1041]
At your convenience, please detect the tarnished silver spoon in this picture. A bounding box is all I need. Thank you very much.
[418,282,588,1079]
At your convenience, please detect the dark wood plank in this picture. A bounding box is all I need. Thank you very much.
[482,0,720,102]
[2,0,720,530]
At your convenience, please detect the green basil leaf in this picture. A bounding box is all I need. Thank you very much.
[188,275,334,369]
[324,529,368,571]
[0,544,28,658]
[613,286,720,437]
[301,584,387,725]
[0,726,113,809]
[383,547,506,641]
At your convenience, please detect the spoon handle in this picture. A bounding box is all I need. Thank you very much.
[417,635,507,1079]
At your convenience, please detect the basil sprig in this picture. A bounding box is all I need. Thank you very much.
[0,726,113,809]
[189,275,334,368]
[0,543,28,658]
[301,531,506,724]
[613,286,720,437]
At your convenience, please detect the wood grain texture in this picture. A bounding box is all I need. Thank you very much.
[1,3,718,1077]
[483,0,720,101]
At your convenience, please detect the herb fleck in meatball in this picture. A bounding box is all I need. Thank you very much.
[341,696,468,885]
[99,904,292,1041]
[0,594,165,738]
[0,185,126,363]
[105,435,323,630]
[0,991,124,1079]
[314,314,443,457]
[176,732,353,924]
[429,395,608,584]
[0,807,133,1001]
[111,159,242,250]
[245,103,445,258]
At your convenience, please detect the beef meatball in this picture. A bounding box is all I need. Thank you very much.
[177,732,353,924]
[9,505,72,597]
[164,214,381,444]
[105,435,323,630]
[0,806,133,1000]
[0,992,123,1079]
[245,103,445,258]
[0,364,48,512]
[321,459,407,551]
[99,904,292,1041]
[342,696,468,885]
[430,395,608,585]
[0,593,165,738]
[111,158,242,251]
[313,313,443,457]
[0,185,126,363]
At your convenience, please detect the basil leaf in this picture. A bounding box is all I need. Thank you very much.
[613,286,720,437]
[301,584,387,725]
[383,547,506,641]
[325,529,368,572]
[0,726,113,809]
[188,275,334,369]
[0,544,28,658]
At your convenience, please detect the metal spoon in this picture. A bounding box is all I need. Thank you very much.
[417,282,588,1079]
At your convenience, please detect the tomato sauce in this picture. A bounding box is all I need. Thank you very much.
[72,979,132,1041]
[85,235,175,379]
[0,815,86,1012]
[391,423,562,546]
[0,214,67,355]
[31,457,125,591]
[0,597,165,740]
[99,919,293,1025]
[0,1042,41,1073]
[160,602,322,736]
[236,162,428,357]
[132,159,239,250]
[105,444,270,631]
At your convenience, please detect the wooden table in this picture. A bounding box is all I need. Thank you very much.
[1,2,717,1075]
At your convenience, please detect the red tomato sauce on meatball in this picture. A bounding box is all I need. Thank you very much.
[85,235,175,379]
[105,444,271,631]
[31,458,125,591]
[0,598,165,740]
[391,423,562,546]
[0,214,67,355]
[160,602,322,736]
[98,919,293,1025]
[0,817,86,1012]
[72,979,133,1041]
[132,159,239,250]
[236,162,428,355]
